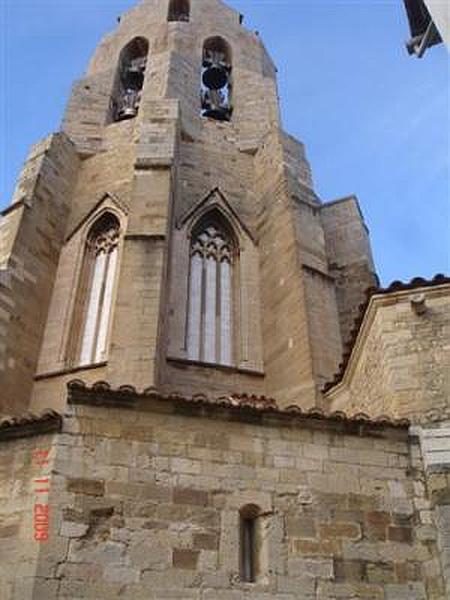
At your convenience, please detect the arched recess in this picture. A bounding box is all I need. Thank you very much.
[168,0,190,22]
[167,189,264,374]
[111,37,149,122]
[187,210,237,366]
[35,195,128,378]
[68,211,122,367]
[201,37,233,121]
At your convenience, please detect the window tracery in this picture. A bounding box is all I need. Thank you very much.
[76,214,120,366]
[187,217,235,365]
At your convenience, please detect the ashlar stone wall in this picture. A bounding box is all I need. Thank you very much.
[321,196,378,350]
[412,422,450,597]
[1,394,447,599]
[0,430,62,600]
[327,284,450,422]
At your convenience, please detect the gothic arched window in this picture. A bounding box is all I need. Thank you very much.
[168,0,190,22]
[187,215,235,365]
[112,37,149,122]
[201,37,233,122]
[76,213,120,366]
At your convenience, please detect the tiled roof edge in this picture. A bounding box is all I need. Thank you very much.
[0,410,62,440]
[323,274,450,394]
[376,274,450,295]
[67,380,410,433]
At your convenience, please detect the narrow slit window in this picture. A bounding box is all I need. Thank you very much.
[76,214,120,366]
[240,505,260,583]
[187,215,235,365]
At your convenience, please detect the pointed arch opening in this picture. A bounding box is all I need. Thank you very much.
[201,37,233,122]
[111,37,149,122]
[168,0,190,22]
[70,212,121,367]
[187,211,237,365]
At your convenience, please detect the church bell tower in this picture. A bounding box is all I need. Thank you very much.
[0,0,377,416]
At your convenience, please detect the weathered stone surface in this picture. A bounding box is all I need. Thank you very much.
[328,286,450,423]
[173,487,209,507]
[60,521,89,538]
[0,0,449,597]
[2,404,447,598]
[172,548,200,570]
[66,478,105,497]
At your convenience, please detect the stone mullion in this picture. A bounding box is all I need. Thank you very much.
[95,245,118,363]
[91,250,109,365]
[184,252,193,354]
[216,254,222,365]
[79,250,107,366]
[68,245,94,367]
[199,251,207,363]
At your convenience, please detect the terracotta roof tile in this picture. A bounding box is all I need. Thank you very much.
[67,380,410,430]
[0,410,62,439]
[323,274,450,394]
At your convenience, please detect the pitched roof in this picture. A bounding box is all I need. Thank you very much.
[323,274,450,394]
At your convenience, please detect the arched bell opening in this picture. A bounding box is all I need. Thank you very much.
[201,37,233,122]
[111,37,149,122]
[168,0,190,22]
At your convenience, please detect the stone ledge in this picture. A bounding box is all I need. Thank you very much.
[34,362,107,382]
[302,264,335,283]
[124,234,166,242]
[0,199,30,217]
[167,356,265,377]
[134,157,173,170]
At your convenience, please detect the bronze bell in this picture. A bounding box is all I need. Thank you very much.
[202,65,229,90]
[122,68,144,91]
[116,88,141,121]
[118,106,138,120]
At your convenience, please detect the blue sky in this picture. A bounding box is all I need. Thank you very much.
[1,0,448,285]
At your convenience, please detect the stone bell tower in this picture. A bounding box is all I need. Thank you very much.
[0,0,377,416]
